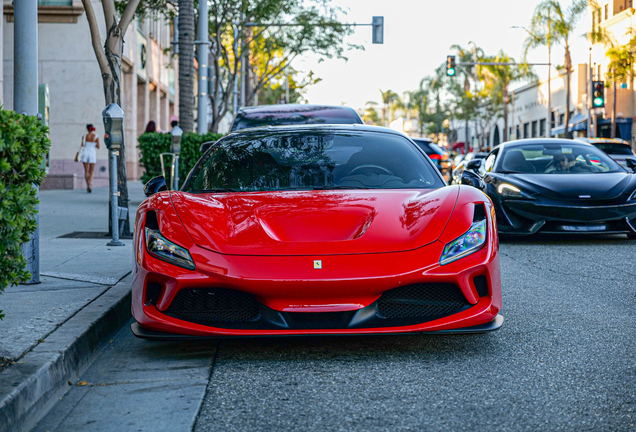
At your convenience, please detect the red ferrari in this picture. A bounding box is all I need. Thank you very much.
[131,125,503,338]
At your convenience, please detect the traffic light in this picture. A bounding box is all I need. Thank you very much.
[592,81,605,108]
[372,16,384,44]
[446,56,456,77]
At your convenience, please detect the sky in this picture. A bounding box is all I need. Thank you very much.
[296,0,592,110]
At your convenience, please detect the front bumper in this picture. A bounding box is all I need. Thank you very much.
[131,236,502,337]
[496,199,636,235]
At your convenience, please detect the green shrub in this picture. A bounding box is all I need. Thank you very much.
[138,131,224,186]
[0,110,51,319]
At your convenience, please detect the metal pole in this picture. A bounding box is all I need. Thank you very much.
[196,0,208,133]
[232,23,238,114]
[174,155,179,191]
[547,42,552,137]
[588,48,592,138]
[107,150,124,246]
[15,0,39,284]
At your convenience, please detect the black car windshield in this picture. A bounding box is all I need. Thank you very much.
[231,107,362,131]
[593,143,634,155]
[183,130,445,192]
[498,143,624,174]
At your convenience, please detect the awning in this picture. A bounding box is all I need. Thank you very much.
[598,117,633,141]
[551,113,588,136]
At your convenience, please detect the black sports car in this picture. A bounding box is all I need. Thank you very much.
[460,139,636,238]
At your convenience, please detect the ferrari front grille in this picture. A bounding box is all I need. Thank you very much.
[165,288,260,323]
[376,283,470,319]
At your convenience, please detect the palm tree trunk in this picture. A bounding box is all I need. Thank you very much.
[178,0,195,132]
[503,87,509,143]
[612,76,617,138]
[565,51,572,139]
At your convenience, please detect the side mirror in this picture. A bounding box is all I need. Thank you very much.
[144,175,168,197]
[200,141,215,153]
[626,158,636,173]
[460,171,484,189]
[465,159,483,171]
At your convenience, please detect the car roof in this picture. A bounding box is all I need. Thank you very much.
[223,123,409,138]
[575,137,630,145]
[498,138,596,150]
[237,104,358,115]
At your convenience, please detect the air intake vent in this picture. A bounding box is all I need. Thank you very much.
[473,275,489,297]
[165,288,260,324]
[376,283,470,319]
[145,210,159,229]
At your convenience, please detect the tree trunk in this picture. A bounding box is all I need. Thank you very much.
[612,77,617,138]
[565,52,572,139]
[503,87,509,143]
[178,0,195,132]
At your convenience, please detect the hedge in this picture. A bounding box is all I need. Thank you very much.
[138,131,224,187]
[0,109,51,319]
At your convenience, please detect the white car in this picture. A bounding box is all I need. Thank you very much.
[575,138,636,170]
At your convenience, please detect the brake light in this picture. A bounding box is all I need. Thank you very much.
[429,154,442,160]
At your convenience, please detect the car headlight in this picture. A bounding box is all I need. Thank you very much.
[145,227,196,270]
[497,183,534,199]
[440,219,487,266]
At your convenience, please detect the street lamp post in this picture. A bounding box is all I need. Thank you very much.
[102,104,125,247]
[171,126,183,191]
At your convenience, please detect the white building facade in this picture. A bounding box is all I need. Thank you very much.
[1,0,178,189]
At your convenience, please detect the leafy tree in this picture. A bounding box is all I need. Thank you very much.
[379,89,400,126]
[525,0,588,138]
[480,51,536,142]
[362,101,381,125]
[257,69,322,105]
[208,0,359,132]
[450,42,484,150]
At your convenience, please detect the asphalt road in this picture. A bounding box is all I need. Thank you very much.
[34,235,636,431]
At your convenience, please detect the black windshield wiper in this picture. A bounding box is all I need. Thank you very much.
[195,188,238,193]
[311,186,371,190]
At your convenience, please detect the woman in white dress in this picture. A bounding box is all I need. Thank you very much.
[80,124,100,193]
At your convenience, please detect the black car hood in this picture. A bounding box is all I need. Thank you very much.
[503,173,633,200]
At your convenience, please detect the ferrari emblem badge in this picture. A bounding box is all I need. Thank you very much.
[313,260,322,269]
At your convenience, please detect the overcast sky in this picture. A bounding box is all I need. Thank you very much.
[297,0,592,110]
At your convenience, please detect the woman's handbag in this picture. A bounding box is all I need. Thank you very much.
[75,135,85,162]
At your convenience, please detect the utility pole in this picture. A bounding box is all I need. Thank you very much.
[588,48,592,138]
[14,0,39,284]
[196,0,208,133]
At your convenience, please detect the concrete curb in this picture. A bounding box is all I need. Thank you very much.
[0,274,132,432]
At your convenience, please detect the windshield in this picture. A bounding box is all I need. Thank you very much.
[498,143,624,174]
[593,143,634,155]
[183,130,445,192]
[231,107,362,131]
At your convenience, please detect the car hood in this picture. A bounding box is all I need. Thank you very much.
[170,188,459,256]
[504,173,633,200]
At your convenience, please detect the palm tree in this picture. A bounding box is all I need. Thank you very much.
[525,0,587,139]
[379,89,399,126]
[178,0,195,132]
[451,42,484,151]
[423,64,449,141]
[481,51,536,143]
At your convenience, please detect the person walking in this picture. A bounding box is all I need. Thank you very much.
[80,124,100,193]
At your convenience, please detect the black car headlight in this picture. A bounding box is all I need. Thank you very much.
[440,219,487,266]
[145,227,196,270]
[497,183,534,199]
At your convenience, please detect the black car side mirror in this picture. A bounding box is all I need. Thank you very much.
[460,171,484,189]
[465,159,483,171]
[144,175,168,197]
[627,158,636,173]
[200,141,215,153]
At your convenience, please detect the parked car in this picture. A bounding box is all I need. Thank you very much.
[133,125,503,339]
[575,138,636,169]
[459,138,636,238]
[451,152,488,184]
[411,138,453,182]
[230,104,364,132]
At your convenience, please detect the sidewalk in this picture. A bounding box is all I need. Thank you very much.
[0,181,146,431]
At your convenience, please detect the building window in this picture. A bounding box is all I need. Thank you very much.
[516,126,520,139]
[550,111,556,129]
[540,119,546,137]
[523,123,529,138]
[531,121,538,137]
[37,0,72,4]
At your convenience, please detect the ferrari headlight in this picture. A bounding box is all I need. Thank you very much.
[145,227,195,270]
[497,183,534,199]
[440,219,487,266]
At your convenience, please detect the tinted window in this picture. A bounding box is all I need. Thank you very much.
[231,107,362,131]
[499,143,623,174]
[184,131,445,192]
[594,143,634,155]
